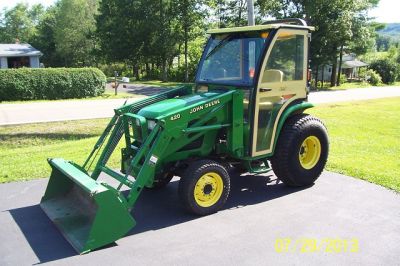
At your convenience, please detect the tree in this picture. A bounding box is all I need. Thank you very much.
[54,0,99,66]
[30,5,63,67]
[376,35,391,51]
[177,0,206,81]
[154,0,182,81]
[97,0,184,81]
[0,3,44,43]
[0,11,6,41]
[97,0,154,79]
[209,0,249,28]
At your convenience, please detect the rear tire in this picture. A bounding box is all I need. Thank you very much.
[179,160,230,215]
[271,114,329,186]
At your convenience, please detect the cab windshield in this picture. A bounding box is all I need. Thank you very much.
[196,31,270,86]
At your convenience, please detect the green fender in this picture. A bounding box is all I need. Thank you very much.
[270,101,314,155]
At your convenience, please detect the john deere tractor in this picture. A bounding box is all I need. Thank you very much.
[41,19,328,253]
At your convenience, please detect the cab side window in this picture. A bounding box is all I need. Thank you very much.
[262,33,304,83]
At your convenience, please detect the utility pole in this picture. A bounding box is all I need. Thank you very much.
[247,0,255,26]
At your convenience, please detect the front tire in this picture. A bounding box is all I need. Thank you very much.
[178,160,230,215]
[271,114,329,186]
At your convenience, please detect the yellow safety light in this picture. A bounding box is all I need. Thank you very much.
[261,32,269,39]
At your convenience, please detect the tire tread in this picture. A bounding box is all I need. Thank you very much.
[271,114,328,186]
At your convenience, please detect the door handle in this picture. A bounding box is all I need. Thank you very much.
[260,87,272,92]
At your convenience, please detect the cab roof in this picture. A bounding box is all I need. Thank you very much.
[207,23,314,35]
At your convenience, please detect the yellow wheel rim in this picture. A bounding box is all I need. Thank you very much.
[194,172,224,207]
[299,136,321,170]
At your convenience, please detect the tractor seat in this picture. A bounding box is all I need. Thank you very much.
[263,69,284,83]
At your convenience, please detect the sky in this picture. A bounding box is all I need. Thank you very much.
[369,0,400,23]
[0,0,399,23]
[0,0,55,11]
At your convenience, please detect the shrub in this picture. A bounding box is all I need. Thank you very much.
[166,63,197,82]
[0,68,106,101]
[397,55,400,81]
[338,74,347,85]
[362,69,382,86]
[98,63,132,77]
[368,59,398,84]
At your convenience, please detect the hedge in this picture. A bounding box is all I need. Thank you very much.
[0,68,106,101]
[369,59,398,84]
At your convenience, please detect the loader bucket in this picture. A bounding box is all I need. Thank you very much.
[40,158,136,254]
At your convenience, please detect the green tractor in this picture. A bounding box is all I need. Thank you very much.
[40,19,328,253]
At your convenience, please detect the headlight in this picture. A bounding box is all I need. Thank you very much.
[147,120,157,130]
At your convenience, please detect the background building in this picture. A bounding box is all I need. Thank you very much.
[0,44,43,69]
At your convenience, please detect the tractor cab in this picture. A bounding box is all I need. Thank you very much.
[195,19,314,157]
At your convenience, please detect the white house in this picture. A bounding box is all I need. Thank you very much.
[0,44,43,69]
[317,54,368,81]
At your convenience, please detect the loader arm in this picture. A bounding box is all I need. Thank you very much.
[84,85,193,179]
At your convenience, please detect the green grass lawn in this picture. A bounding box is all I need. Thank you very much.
[308,97,400,192]
[0,119,122,183]
[1,97,399,192]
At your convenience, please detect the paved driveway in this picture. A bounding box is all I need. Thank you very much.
[1,86,399,125]
[1,170,399,265]
[106,83,171,96]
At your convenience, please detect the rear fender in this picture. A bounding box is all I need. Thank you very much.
[271,101,314,155]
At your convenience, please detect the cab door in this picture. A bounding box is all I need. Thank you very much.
[252,29,308,156]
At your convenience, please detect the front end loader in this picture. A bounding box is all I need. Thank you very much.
[41,19,329,253]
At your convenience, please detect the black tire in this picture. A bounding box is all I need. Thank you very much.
[178,160,230,215]
[271,114,329,187]
[148,172,174,189]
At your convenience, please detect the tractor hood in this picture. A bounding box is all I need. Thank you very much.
[138,91,222,119]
